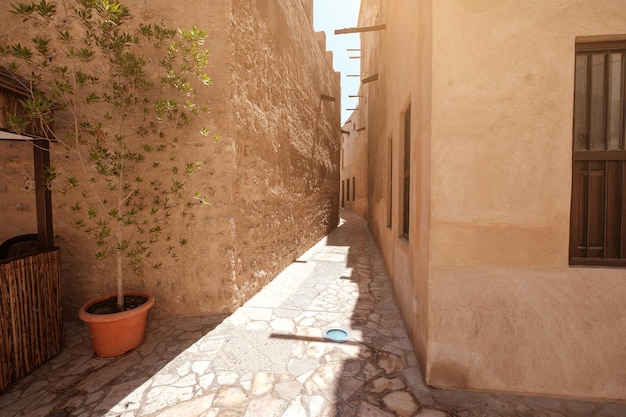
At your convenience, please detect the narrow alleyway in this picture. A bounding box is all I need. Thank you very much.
[0,210,624,417]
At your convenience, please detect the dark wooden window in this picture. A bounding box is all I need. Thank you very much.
[570,41,626,266]
[346,178,350,202]
[387,136,393,228]
[402,104,411,239]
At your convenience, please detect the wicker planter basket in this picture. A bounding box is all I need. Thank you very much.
[0,249,63,392]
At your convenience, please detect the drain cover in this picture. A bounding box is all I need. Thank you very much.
[324,328,349,342]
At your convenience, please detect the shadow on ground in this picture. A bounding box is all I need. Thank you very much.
[0,315,226,416]
[327,211,626,417]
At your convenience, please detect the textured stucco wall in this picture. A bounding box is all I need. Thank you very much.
[0,143,38,237]
[227,0,341,305]
[0,0,340,318]
[428,0,626,400]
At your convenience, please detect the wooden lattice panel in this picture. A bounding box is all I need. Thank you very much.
[0,249,63,392]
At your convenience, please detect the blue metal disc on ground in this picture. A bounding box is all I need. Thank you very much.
[324,328,348,342]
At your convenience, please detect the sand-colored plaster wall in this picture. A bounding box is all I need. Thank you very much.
[429,268,626,399]
[428,1,626,400]
[341,110,368,220]
[0,0,340,318]
[361,0,433,368]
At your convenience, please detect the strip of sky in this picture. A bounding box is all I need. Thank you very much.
[313,0,361,124]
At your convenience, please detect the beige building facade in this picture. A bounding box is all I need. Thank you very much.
[358,0,626,401]
[340,109,368,219]
[0,0,340,318]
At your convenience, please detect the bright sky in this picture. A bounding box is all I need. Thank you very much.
[313,0,361,124]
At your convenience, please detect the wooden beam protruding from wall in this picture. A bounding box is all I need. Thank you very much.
[335,24,386,35]
[362,74,378,84]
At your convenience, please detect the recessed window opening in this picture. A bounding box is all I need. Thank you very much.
[402,104,411,240]
[570,40,626,267]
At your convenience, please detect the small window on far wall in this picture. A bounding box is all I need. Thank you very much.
[346,178,350,202]
[570,40,626,266]
[402,104,411,240]
[387,136,393,228]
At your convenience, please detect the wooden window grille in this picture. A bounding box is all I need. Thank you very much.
[570,41,626,266]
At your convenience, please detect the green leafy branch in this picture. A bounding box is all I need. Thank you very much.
[1,0,215,308]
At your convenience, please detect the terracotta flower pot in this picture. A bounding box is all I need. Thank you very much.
[78,291,155,357]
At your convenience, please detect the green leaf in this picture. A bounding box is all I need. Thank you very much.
[10,2,35,18]
[11,43,33,60]
[117,240,129,251]
[57,29,71,43]
[34,0,57,19]
[84,92,101,104]
[32,36,51,56]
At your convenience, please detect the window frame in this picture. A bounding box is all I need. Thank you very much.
[570,40,626,267]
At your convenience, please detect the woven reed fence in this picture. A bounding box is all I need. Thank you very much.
[0,66,51,137]
[0,249,63,392]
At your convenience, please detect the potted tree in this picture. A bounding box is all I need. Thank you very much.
[1,0,213,356]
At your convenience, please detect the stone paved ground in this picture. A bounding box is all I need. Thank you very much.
[0,210,624,417]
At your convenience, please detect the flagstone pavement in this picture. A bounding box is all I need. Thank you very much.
[1,210,625,417]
